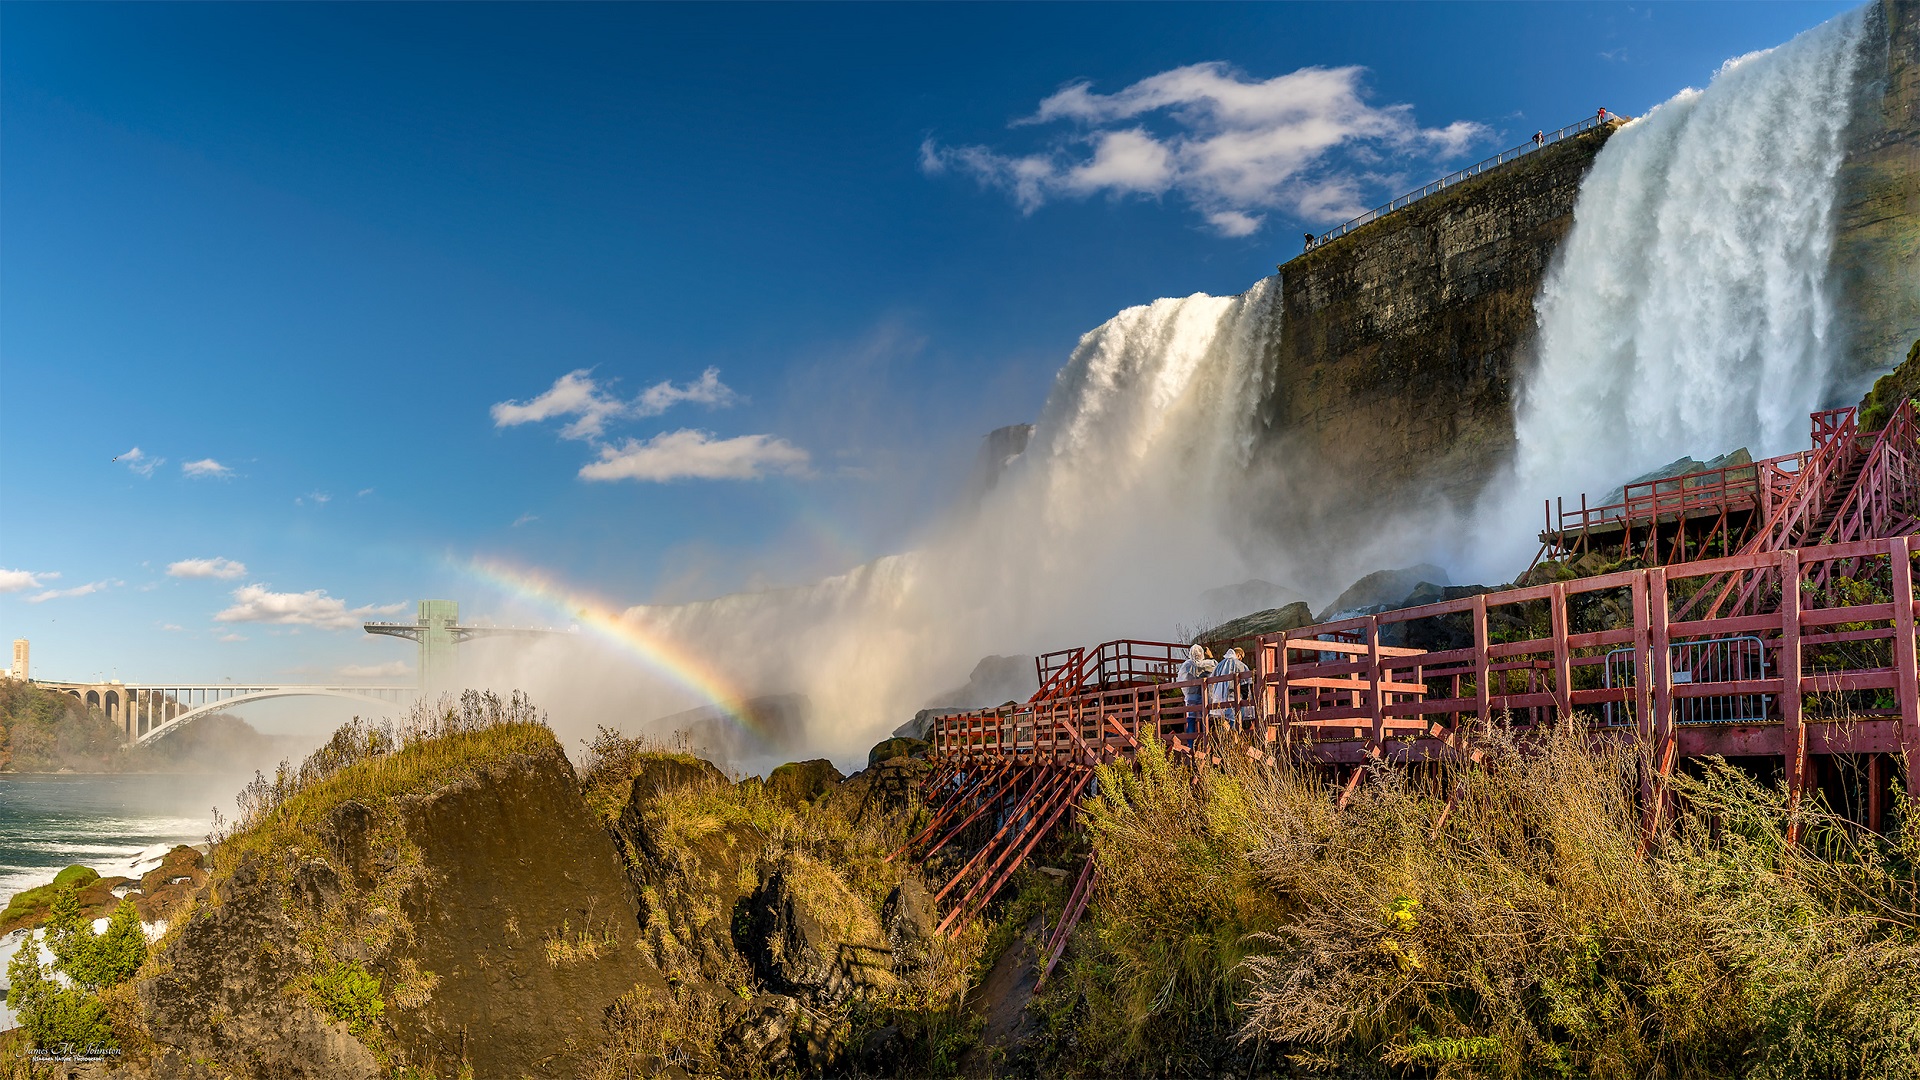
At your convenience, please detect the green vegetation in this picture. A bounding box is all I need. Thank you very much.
[0,681,125,772]
[0,681,288,774]
[1028,724,1920,1079]
[6,880,148,1051]
[577,731,981,1080]
[312,960,387,1038]
[212,690,552,867]
[128,691,553,1065]
[1856,337,1920,431]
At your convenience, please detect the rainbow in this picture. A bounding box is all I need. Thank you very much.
[460,556,766,738]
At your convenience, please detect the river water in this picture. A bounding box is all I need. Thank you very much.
[0,774,222,906]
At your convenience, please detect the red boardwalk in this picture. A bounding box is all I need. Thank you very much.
[905,408,1920,951]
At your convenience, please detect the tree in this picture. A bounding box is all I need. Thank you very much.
[6,884,147,1049]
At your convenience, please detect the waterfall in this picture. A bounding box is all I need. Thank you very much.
[1498,10,1867,553]
[607,280,1285,760]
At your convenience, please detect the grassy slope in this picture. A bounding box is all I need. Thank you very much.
[1027,728,1920,1080]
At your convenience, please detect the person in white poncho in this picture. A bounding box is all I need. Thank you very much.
[1176,644,1214,735]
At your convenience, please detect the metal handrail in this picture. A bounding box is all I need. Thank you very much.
[1302,113,1622,254]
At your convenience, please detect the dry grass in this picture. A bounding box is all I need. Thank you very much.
[1039,722,1920,1079]
[123,692,555,1069]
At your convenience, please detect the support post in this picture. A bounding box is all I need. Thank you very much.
[1780,549,1805,842]
[1550,582,1572,724]
[1473,594,1491,726]
[1632,575,1653,742]
[1642,568,1675,840]
[1649,569,1672,756]
[1367,616,1384,748]
[1891,535,1918,809]
[1868,754,1885,834]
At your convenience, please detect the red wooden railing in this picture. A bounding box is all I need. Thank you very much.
[932,535,1920,823]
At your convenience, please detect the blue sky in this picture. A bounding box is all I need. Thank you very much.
[1,1,1856,687]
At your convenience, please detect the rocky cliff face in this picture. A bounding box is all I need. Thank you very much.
[381,745,662,1077]
[1834,0,1920,393]
[120,740,658,1079]
[99,721,952,1080]
[1257,126,1619,513]
[1259,0,1920,513]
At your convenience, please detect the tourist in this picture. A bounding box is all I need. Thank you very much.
[1533,130,1544,147]
[1177,643,1214,735]
[1210,646,1250,729]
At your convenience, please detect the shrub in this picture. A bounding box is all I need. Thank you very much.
[1039,739,1283,1071]
[312,960,387,1037]
[5,885,146,1051]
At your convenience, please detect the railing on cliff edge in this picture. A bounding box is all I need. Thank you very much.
[1299,112,1623,256]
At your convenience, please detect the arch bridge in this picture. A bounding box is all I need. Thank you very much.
[36,682,416,745]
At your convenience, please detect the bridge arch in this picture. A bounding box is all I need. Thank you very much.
[136,688,415,745]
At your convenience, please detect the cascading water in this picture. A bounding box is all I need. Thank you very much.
[570,280,1287,761]
[1485,10,1868,572]
[498,9,1883,762]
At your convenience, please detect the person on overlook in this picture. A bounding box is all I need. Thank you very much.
[1210,646,1251,730]
[1533,130,1544,147]
[1177,644,1215,736]
[1598,107,1609,123]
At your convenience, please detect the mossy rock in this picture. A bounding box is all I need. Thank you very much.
[1858,338,1920,431]
[0,866,130,935]
[53,864,100,889]
[866,737,929,768]
[766,759,845,806]
[628,754,726,798]
[1205,602,1314,644]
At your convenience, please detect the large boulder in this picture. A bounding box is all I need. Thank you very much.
[765,759,844,806]
[892,708,962,742]
[920,655,1040,711]
[867,737,930,768]
[131,855,382,1079]
[1203,601,1315,644]
[1316,564,1452,622]
[744,855,897,1007]
[382,741,664,1077]
[881,877,940,978]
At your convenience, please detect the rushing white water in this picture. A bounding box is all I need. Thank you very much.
[1484,10,1868,573]
[495,10,1883,761]
[498,283,1291,765]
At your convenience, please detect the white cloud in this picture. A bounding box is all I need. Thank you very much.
[217,633,247,643]
[512,513,539,527]
[357,488,374,497]
[579,429,811,482]
[492,368,738,441]
[159,623,186,632]
[167,557,247,580]
[295,491,331,506]
[339,661,411,679]
[0,569,53,594]
[26,580,115,604]
[181,458,233,479]
[116,447,162,477]
[922,61,1487,235]
[215,584,406,630]
[636,367,738,417]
